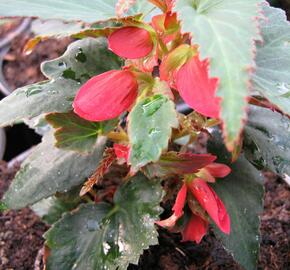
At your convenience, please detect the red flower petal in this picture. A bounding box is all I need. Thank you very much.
[156,183,187,228]
[113,144,129,161]
[108,26,154,59]
[175,55,221,118]
[182,214,209,244]
[204,163,231,178]
[188,179,230,234]
[172,183,188,217]
[156,213,179,228]
[73,70,138,121]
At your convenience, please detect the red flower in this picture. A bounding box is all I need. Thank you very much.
[73,70,138,121]
[188,179,230,234]
[157,161,231,242]
[156,183,187,227]
[151,12,179,44]
[175,55,221,118]
[182,214,208,244]
[197,163,231,183]
[108,26,154,59]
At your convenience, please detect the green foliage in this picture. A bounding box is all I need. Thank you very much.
[128,95,178,170]
[244,105,290,177]
[45,174,163,270]
[31,19,84,37]
[253,3,290,115]
[0,0,154,22]
[0,201,8,211]
[31,186,81,224]
[173,0,263,148]
[0,38,121,127]
[3,134,106,209]
[212,157,264,270]
[1,1,289,270]
[46,112,117,153]
[208,133,264,270]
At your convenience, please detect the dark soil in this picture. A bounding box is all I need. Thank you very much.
[0,15,289,270]
[1,20,71,91]
[0,162,48,270]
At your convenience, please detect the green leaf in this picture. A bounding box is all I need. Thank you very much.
[253,4,290,115]
[244,105,290,178]
[212,157,264,270]
[31,186,81,224]
[0,0,154,23]
[0,201,8,211]
[45,174,163,270]
[3,134,106,209]
[0,38,121,127]
[46,112,117,153]
[31,19,84,37]
[207,130,264,270]
[173,0,262,148]
[128,95,178,170]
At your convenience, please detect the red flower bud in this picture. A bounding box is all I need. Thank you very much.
[204,163,231,178]
[188,179,230,234]
[182,214,208,244]
[73,70,138,121]
[175,55,221,118]
[108,26,154,59]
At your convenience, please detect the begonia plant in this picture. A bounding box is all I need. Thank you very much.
[0,1,289,269]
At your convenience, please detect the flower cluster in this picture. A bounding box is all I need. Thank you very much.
[73,0,229,244]
[113,143,231,243]
[157,162,231,243]
[73,1,220,122]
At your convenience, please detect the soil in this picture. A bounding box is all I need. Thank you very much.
[0,162,48,270]
[0,14,289,270]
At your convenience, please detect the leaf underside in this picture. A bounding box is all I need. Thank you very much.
[45,174,163,270]
[173,0,263,148]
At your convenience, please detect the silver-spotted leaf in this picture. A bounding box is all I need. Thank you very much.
[128,95,178,170]
[45,174,163,270]
[0,38,121,127]
[3,134,106,209]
